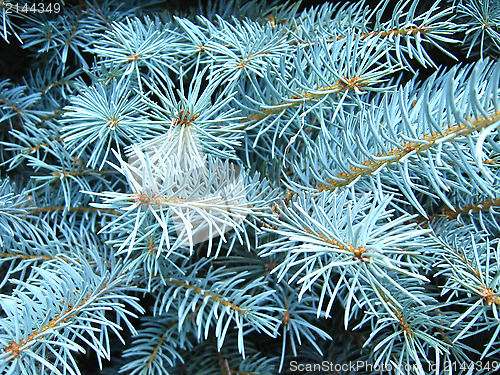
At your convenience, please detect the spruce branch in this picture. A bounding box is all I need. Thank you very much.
[288,59,500,216]
[0,252,142,375]
[289,0,461,68]
[91,16,185,91]
[260,191,432,327]
[432,219,500,359]
[61,77,160,169]
[0,179,50,249]
[456,0,500,58]
[2,0,500,373]
[120,314,194,375]
[150,265,281,357]
[0,80,51,129]
[135,66,245,160]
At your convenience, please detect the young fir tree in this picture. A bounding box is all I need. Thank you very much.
[1,0,500,374]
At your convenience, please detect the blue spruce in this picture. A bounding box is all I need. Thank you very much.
[1,0,500,374]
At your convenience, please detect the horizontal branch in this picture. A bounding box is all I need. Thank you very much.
[0,253,59,262]
[317,110,500,191]
[23,137,66,154]
[165,279,250,315]
[26,205,119,215]
[0,97,23,115]
[418,197,500,226]
[51,168,113,178]
[33,109,66,127]
[244,78,368,125]
[0,251,108,267]
[440,198,500,221]
[301,227,370,261]
[290,25,431,46]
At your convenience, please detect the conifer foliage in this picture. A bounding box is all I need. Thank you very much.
[1,0,500,373]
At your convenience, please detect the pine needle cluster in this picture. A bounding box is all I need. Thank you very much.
[1,0,500,374]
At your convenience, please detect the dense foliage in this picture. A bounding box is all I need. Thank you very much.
[1,0,500,374]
